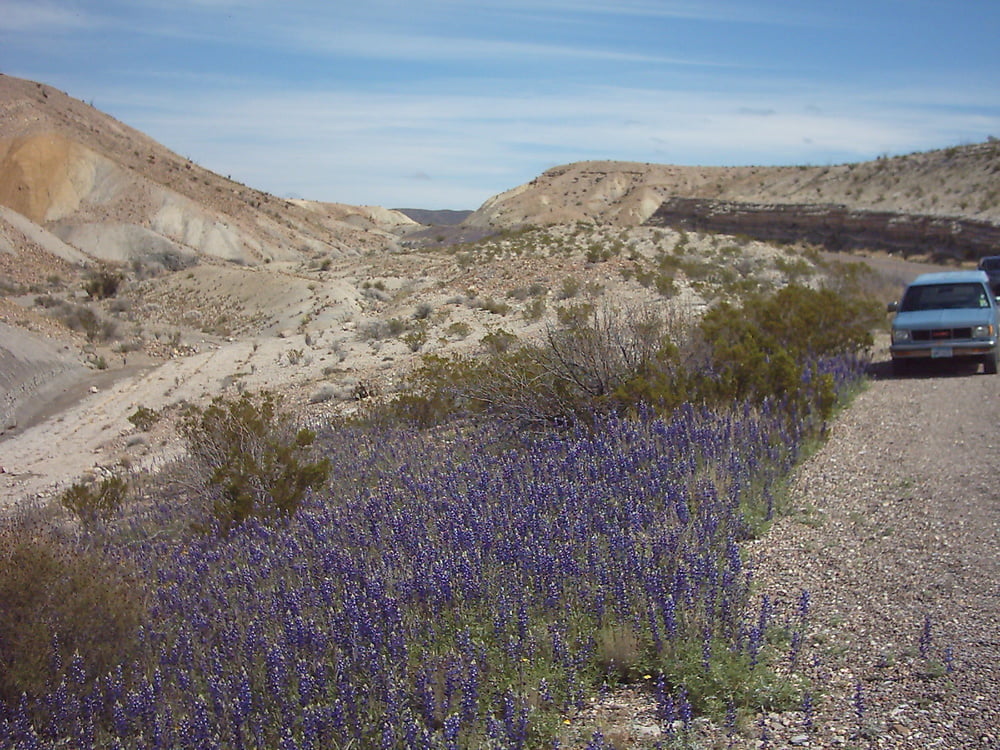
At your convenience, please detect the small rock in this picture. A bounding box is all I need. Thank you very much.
[632,724,662,739]
[790,734,810,746]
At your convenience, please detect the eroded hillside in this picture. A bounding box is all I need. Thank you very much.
[0,74,414,270]
[465,145,1000,230]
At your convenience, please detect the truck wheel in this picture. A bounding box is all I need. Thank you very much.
[984,352,998,375]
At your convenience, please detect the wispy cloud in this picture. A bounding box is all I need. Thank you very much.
[0,1,97,32]
[105,74,990,207]
[289,27,726,68]
[404,0,829,26]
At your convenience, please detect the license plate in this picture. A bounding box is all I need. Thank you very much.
[931,346,953,358]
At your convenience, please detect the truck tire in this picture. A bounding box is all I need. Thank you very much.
[983,351,998,375]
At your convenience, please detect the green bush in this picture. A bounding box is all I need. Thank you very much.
[59,474,129,526]
[128,405,160,431]
[380,285,876,432]
[558,276,581,300]
[179,392,331,533]
[480,328,517,354]
[697,284,877,410]
[389,304,682,429]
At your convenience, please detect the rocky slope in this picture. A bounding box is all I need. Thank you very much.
[646,198,1000,261]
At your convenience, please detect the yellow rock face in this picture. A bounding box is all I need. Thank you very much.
[0,133,100,223]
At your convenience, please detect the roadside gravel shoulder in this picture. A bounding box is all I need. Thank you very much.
[746,358,1000,748]
[566,354,999,749]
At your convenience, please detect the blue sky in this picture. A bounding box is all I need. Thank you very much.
[2,1,998,209]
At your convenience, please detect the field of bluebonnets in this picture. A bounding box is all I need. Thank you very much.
[0,283,880,748]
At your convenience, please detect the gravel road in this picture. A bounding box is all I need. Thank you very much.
[745,355,1000,749]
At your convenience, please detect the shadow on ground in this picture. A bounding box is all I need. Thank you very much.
[868,357,990,381]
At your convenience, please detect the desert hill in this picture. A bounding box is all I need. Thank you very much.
[465,145,1000,229]
[1,72,997,500]
[0,74,414,272]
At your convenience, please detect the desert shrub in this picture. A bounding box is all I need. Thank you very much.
[393,304,685,429]
[654,273,676,297]
[366,353,488,428]
[108,297,132,315]
[477,297,510,315]
[390,285,875,432]
[178,392,331,533]
[52,301,119,342]
[585,244,611,263]
[402,325,428,352]
[369,390,462,429]
[695,284,877,418]
[127,405,160,431]
[386,317,408,336]
[33,294,63,309]
[774,255,814,282]
[523,296,546,321]
[555,301,594,326]
[0,507,146,705]
[558,276,581,299]
[0,277,24,296]
[83,269,124,300]
[531,303,677,406]
[446,321,471,339]
[702,285,875,369]
[480,328,517,354]
[309,384,338,403]
[358,319,391,340]
[506,282,547,301]
[59,474,129,526]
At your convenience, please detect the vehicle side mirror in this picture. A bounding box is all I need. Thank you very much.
[887,301,899,313]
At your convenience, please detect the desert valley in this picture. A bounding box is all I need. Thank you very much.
[2,72,999,748]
